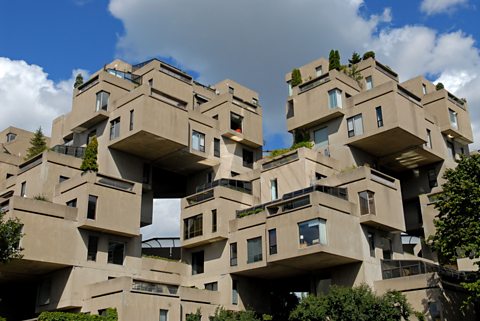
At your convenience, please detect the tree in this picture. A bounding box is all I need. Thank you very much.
[289,284,419,321]
[74,73,84,89]
[348,52,362,65]
[291,69,302,87]
[362,51,376,60]
[0,210,23,263]
[186,309,202,321]
[436,82,445,90]
[329,49,341,70]
[209,307,261,321]
[25,127,47,160]
[81,136,99,172]
[429,154,480,301]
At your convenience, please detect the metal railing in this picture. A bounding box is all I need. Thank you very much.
[262,151,299,170]
[195,179,252,194]
[132,280,178,295]
[106,68,142,85]
[51,145,85,159]
[381,259,471,281]
[186,190,214,205]
[299,73,330,93]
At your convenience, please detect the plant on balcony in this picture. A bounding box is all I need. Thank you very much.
[429,154,480,304]
[74,73,84,89]
[328,49,341,70]
[33,194,49,201]
[348,51,362,65]
[436,82,445,90]
[344,64,363,88]
[289,284,421,321]
[291,68,302,87]
[238,207,264,218]
[39,308,118,321]
[362,50,376,60]
[81,136,98,172]
[0,210,23,263]
[210,307,262,321]
[186,309,202,321]
[25,127,47,160]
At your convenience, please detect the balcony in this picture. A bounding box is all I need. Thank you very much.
[51,145,85,159]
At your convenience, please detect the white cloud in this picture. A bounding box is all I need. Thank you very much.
[420,0,468,15]
[140,199,181,239]
[0,57,87,136]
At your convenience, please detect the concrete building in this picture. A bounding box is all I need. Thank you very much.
[0,56,476,320]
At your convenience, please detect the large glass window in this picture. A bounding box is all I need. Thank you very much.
[247,236,262,263]
[192,131,205,152]
[328,89,342,109]
[87,235,98,261]
[298,218,327,247]
[314,127,328,149]
[87,195,98,220]
[110,118,120,140]
[347,114,364,137]
[96,91,109,111]
[270,179,278,200]
[376,107,383,128]
[230,243,238,266]
[107,241,125,265]
[268,229,277,255]
[205,282,218,291]
[184,214,203,239]
[359,191,375,215]
[449,109,458,129]
[191,251,204,275]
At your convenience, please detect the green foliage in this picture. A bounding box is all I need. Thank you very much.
[269,141,313,158]
[186,309,202,321]
[0,210,23,264]
[348,52,362,65]
[38,308,117,321]
[429,154,480,301]
[238,208,264,218]
[33,195,49,201]
[209,307,261,321]
[291,69,302,87]
[74,73,84,89]
[289,285,419,321]
[436,82,444,90]
[0,315,6,321]
[362,51,376,60]
[328,50,341,71]
[81,136,99,172]
[344,65,363,87]
[25,127,47,160]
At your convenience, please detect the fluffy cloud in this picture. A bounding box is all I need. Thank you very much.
[141,199,181,239]
[420,0,468,15]
[0,57,87,136]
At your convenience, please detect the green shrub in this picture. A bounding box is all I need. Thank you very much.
[81,136,98,172]
[290,69,302,87]
[0,315,6,321]
[33,195,49,201]
[25,127,48,160]
[38,308,117,321]
[329,49,341,70]
[210,307,261,321]
[436,82,444,90]
[74,73,84,89]
[238,208,264,218]
[348,52,362,65]
[186,309,202,321]
[362,51,376,60]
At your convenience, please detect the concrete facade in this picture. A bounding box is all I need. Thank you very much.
[0,56,476,320]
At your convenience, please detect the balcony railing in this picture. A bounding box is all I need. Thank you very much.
[51,145,85,159]
[106,68,142,85]
[381,260,471,281]
[298,73,330,93]
[186,190,214,205]
[262,151,299,171]
[132,280,178,295]
[195,179,252,194]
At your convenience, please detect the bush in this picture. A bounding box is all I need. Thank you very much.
[38,308,117,321]
[291,69,302,87]
[436,82,444,90]
[362,51,376,60]
[81,136,98,172]
[25,127,48,160]
[210,307,261,321]
[329,49,341,70]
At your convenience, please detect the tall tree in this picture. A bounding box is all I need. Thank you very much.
[329,49,341,70]
[348,52,362,65]
[74,73,84,89]
[429,154,480,301]
[0,210,23,263]
[25,127,47,159]
[81,136,99,172]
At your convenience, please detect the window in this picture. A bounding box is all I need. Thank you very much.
[129,110,134,131]
[447,141,455,159]
[20,181,26,197]
[192,131,205,152]
[428,168,438,189]
[96,91,109,111]
[87,195,98,219]
[328,89,342,109]
[426,129,432,149]
[298,218,327,247]
[252,98,258,106]
[212,209,217,233]
[228,86,234,94]
[232,279,238,305]
[367,232,375,257]
[214,138,220,157]
[247,236,262,263]
[59,175,69,183]
[230,113,243,133]
[160,309,168,321]
[366,76,373,90]
[315,66,323,77]
[270,179,278,201]
[268,229,277,255]
[422,84,427,95]
[359,191,375,215]
[449,109,458,129]
[243,149,254,168]
[347,114,364,137]
[184,214,203,239]
[230,243,238,266]
[191,251,204,275]
[314,127,328,149]
[288,81,293,96]
[109,118,120,140]
[376,107,383,128]
[205,282,218,291]
[87,130,96,144]
[66,199,77,208]
[107,241,125,265]
[382,238,392,260]
[6,133,16,142]
[206,171,213,184]
[287,100,294,118]
[87,235,98,261]
[37,278,51,306]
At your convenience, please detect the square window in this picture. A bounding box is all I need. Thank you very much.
[205,282,218,291]
[247,236,262,263]
[6,133,16,143]
[184,214,203,239]
[298,218,327,247]
[315,66,323,77]
[347,114,363,137]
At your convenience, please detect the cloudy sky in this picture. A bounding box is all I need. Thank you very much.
[1,0,479,237]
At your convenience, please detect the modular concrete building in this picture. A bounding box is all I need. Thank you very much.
[0,56,476,320]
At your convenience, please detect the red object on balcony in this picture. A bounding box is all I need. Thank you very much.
[235,128,242,133]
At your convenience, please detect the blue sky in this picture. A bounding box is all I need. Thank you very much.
[1,0,479,237]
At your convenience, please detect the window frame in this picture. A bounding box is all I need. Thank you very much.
[192,130,205,152]
[87,195,98,220]
[328,88,343,109]
[358,190,376,215]
[376,106,383,128]
[96,91,110,111]
[247,236,263,264]
[298,218,327,247]
[347,114,364,138]
[191,250,205,275]
[268,229,277,255]
[184,214,203,239]
[109,117,120,140]
[230,243,238,266]
[107,241,125,265]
